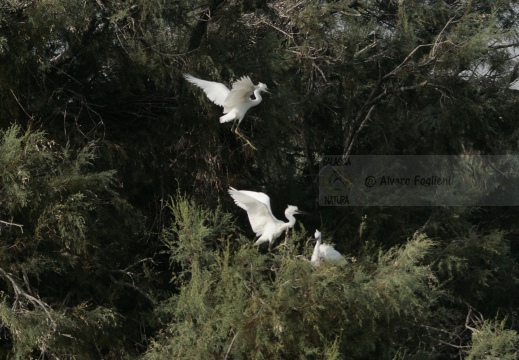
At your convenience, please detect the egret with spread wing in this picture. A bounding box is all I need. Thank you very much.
[184,74,269,148]
[228,187,305,250]
[311,230,347,267]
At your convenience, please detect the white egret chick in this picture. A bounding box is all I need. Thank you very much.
[184,74,269,147]
[311,230,347,267]
[228,187,305,250]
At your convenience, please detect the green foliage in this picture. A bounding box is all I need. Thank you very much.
[0,124,53,212]
[0,296,124,360]
[434,229,519,309]
[145,197,443,359]
[0,124,150,358]
[466,318,519,360]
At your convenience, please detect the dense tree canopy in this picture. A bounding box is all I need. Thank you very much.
[1,0,519,358]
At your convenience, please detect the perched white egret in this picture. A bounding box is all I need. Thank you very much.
[311,230,347,267]
[228,187,305,250]
[184,74,269,146]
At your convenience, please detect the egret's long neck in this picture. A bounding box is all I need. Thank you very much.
[251,90,263,106]
[281,212,297,232]
[311,236,321,263]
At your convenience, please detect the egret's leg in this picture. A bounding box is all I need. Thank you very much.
[281,235,288,257]
[234,126,257,150]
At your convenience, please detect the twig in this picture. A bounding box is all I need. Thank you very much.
[0,219,24,233]
[109,275,157,306]
[261,20,296,43]
[366,80,428,108]
[9,89,32,119]
[123,257,156,272]
[0,267,56,329]
[343,78,427,157]
[344,104,375,158]
[430,17,456,59]
[488,42,519,49]
[437,338,468,350]
[224,331,239,360]
[383,44,433,80]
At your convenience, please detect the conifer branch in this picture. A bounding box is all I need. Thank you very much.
[0,268,56,329]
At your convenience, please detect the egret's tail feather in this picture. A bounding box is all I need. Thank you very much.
[219,113,236,123]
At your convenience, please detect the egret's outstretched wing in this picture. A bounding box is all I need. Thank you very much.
[184,74,230,107]
[223,76,255,111]
[231,76,255,92]
[228,187,277,236]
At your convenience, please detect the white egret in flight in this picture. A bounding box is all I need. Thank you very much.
[311,230,347,267]
[184,74,270,148]
[228,187,305,250]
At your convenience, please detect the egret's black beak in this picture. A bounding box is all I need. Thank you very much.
[295,210,309,215]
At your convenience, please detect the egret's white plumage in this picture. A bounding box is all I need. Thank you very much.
[228,187,304,249]
[184,74,269,130]
[311,230,347,267]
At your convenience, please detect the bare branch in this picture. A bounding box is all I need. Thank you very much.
[0,219,24,233]
[0,268,56,329]
[430,17,456,59]
[109,275,156,306]
[343,78,427,157]
[367,80,428,108]
[344,104,375,158]
[224,331,239,360]
[383,44,433,80]
[123,257,156,272]
[488,42,519,49]
[9,89,32,120]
